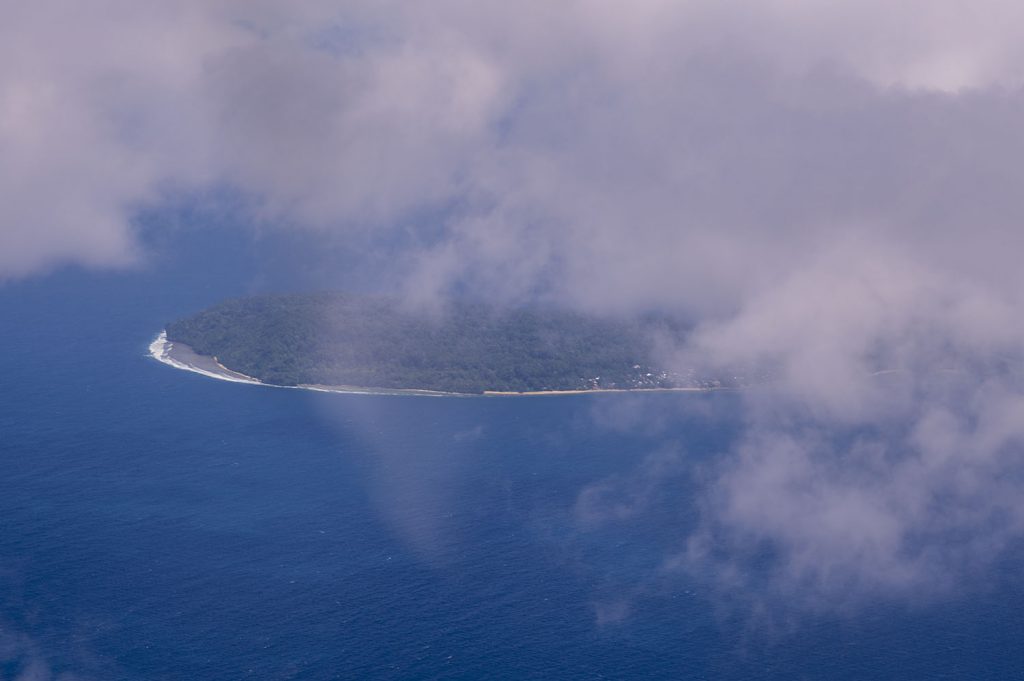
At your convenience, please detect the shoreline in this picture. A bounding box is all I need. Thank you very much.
[148,332,264,386]
[148,332,463,397]
[482,387,710,395]
[148,331,717,398]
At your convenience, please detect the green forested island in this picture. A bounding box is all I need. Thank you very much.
[164,293,706,394]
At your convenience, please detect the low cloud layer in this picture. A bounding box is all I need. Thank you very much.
[8,1,1024,293]
[8,1,1024,607]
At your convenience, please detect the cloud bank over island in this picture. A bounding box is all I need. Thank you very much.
[8,1,1024,291]
[8,0,1024,606]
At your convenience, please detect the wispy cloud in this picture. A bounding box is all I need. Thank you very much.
[9,0,1024,611]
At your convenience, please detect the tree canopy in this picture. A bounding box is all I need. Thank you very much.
[165,293,691,393]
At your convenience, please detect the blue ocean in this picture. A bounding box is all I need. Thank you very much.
[3,229,1024,680]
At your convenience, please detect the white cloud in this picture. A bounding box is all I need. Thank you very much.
[6,0,1024,280]
[8,0,1024,606]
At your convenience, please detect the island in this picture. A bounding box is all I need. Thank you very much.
[153,293,724,395]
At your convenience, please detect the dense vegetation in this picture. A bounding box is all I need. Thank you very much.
[165,293,690,393]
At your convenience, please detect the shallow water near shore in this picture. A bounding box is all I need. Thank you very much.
[4,234,1024,679]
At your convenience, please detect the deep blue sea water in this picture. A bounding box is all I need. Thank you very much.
[4,230,1024,679]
